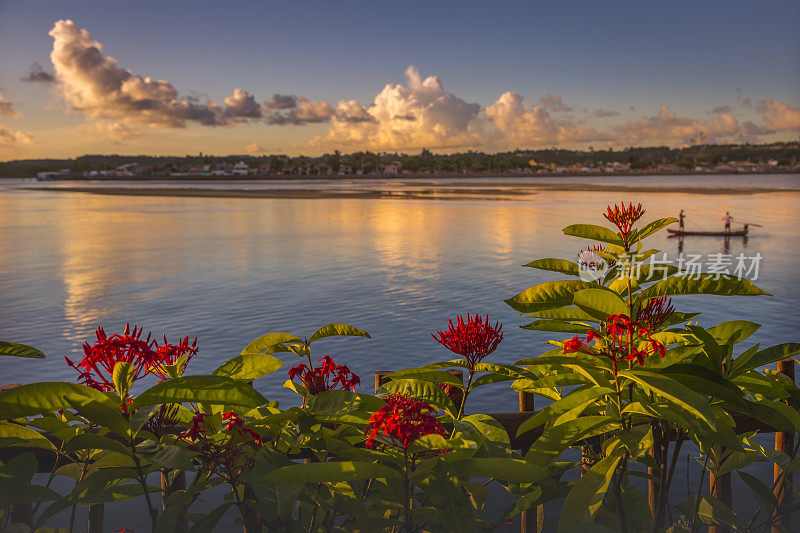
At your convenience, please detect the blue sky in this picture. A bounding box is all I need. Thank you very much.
[0,0,798,158]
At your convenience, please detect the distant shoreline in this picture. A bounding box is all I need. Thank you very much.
[10,168,800,182]
[19,180,799,201]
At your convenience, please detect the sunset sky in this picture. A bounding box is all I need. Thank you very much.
[1,0,799,159]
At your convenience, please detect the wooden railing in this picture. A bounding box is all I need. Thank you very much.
[1,359,795,532]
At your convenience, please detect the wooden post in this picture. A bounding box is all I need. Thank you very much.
[708,468,732,533]
[519,391,537,533]
[87,503,104,533]
[649,423,667,530]
[773,358,795,532]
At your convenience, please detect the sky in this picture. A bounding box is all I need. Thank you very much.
[0,0,799,159]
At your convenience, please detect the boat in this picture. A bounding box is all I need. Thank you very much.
[667,227,748,237]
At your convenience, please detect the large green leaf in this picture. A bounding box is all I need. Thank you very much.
[573,288,628,320]
[707,320,761,346]
[0,341,45,359]
[639,274,770,299]
[261,460,399,485]
[730,343,800,377]
[64,433,131,456]
[521,320,593,334]
[213,352,283,381]
[0,382,112,418]
[619,370,716,430]
[527,307,598,322]
[306,390,385,421]
[525,416,618,467]
[380,379,457,414]
[517,386,614,436]
[386,369,464,387]
[243,332,303,354]
[562,224,624,246]
[0,421,56,451]
[308,323,371,343]
[635,217,678,240]
[132,376,267,409]
[506,280,599,313]
[455,458,546,483]
[557,452,623,532]
[523,258,580,276]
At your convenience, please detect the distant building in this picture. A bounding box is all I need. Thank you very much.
[232,161,249,176]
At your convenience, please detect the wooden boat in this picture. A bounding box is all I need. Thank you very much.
[667,227,748,237]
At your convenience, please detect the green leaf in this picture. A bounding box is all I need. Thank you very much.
[562,224,624,246]
[189,502,234,533]
[306,390,385,421]
[573,288,628,320]
[212,352,283,381]
[0,341,45,359]
[261,461,400,485]
[730,343,800,377]
[0,382,113,418]
[738,471,778,516]
[506,280,599,313]
[708,320,761,346]
[639,274,771,299]
[693,494,742,530]
[112,361,134,398]
[525,416,618,467]
[521,320,594,333]
[243,332,302,354]
[523,258,580,276]
[527,307,598,322]
[308,323,371,343]
[64,433,131,456]
[636,217,678,240]
[619,370,715,430]
[0,422,56,451]
[455,458,546,483]
[133,376,267,409]
[517,386,614,436]
[557,452,623,532]
[386,369,463,387]
[379,379,457,415]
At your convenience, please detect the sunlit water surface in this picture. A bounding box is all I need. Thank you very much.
[1,175,798,530]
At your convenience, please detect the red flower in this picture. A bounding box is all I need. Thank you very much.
[563,314,665,374]
[603,202,645,245]
[635,297,675,330]
[365,394,444,449]
[149,336,198,380]
[289,355,360,395]
[432,314,503,370]
[65,324,156,393]
[180,412,259,481]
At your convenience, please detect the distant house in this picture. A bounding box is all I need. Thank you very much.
[232,161,249,176]
[382,161,402,175]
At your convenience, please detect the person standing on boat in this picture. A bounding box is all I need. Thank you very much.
[723,212,733,233]
[679,210,685,230]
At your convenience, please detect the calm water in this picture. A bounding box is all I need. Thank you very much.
[1,175,799,529]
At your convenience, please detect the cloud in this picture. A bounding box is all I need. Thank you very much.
[712,105,732,114]
[486,91,606,146]
[264,96,334,125]
[22,62,56,83]
[0,92,18,117]
[48,20,259,128]
[592,109,619,118]
[89,121,143,142]
[611,105,744,143]
[246,142,268,154]
[0,124,34,146]
[223,89,262,121]
[539,94,573,112]
[758,98,800,132]
[317,65,482,151]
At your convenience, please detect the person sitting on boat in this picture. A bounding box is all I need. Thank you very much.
[723,212,733,233]
[679,209,685,230]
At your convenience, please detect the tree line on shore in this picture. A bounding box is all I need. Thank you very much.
[1,141,798,178]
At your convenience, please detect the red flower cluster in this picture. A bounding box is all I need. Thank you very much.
[563,314,665,373]
[603,202,645,245]
[432,314,503,370]
[365,394,444,449]
[149,335,198,380]
[635,297,675,330]
[180,412,260,480]
[288,355,360,395]
[65,325,198,395]
[65,325,156,393]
